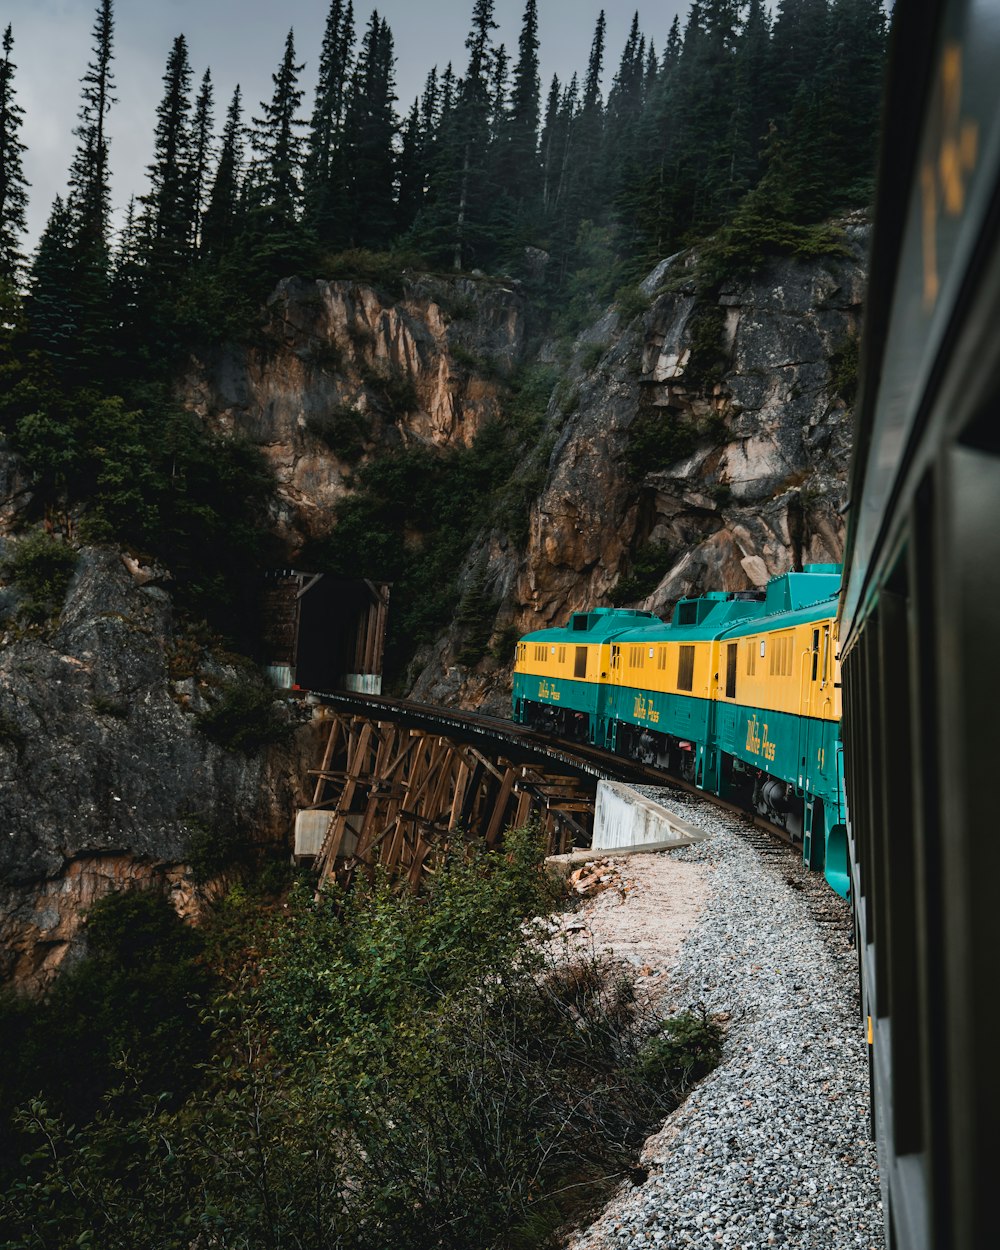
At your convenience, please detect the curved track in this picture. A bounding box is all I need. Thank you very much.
[312,689,796,847]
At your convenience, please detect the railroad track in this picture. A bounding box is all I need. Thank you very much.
[310,689,797,854]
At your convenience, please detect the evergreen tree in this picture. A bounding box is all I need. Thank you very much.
[67,0,115,256]
[504,0,541,206]
[396,97,423,234]
[341,12,397,248]
[201,85,245,262]
[26,196,77,360]
[110,194,142,332]
[728,0,772,200]
[190,69,215,254]
[0,24,28,284]
[822,0,887,204]
[248,29,308,266]
[61,0,116,378]
[769,0,830,121]
[451,0,499,268]
[141,34,194,281]
[304,0,356,243]
[491,43,510,144]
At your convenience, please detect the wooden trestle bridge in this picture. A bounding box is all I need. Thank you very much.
[299,693,647,887]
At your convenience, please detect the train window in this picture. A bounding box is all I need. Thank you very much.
[811,629,820,681]
[657,646,667,670]
[677,645,695,691]
[821,627,830,684]
[611,644,621,669]
[725,643,738,698]
[574,646,587,678]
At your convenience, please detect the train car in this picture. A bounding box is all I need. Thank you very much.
[511,607,656,741]
[512,565,849,894]
[838,2,1000,1247]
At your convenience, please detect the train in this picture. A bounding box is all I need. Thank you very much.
[838,1,1000,1247]
[512,563,850,897]
[516,2,1000,1244]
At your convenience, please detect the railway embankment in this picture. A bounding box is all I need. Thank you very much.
[559,791,882,1250]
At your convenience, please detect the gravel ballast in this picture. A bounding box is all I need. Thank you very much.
[565,790,884,1250]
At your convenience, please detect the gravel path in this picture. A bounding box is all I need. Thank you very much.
[563,790,884,1250]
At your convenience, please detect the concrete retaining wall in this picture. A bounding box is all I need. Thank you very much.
[592,782,704,851]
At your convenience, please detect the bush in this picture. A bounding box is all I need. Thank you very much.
[195,679,289,754]
[612,540,675,604]
[829,333,859,406]
[2,531,78,622]
[579,340,608,373]
[304,404,370,460]
[359,361,419,416]
[615,283,652,323]
[0,832,725,1249]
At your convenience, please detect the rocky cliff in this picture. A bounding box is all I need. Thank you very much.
[0,546,317,989]
[0,224,866,986]
[179,224,864,715]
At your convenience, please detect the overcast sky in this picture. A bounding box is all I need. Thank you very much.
[4,0,687,250]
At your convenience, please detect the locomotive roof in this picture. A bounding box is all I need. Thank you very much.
[517,568,842,647]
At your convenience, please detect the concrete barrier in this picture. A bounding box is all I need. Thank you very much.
[592,781,706,851]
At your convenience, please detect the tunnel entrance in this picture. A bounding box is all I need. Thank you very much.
[261,571,391,694]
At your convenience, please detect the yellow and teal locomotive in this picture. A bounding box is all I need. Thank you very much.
[512,564,849,897]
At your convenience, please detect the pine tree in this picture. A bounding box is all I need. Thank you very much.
[0,24,29,284]
[190,69,215,254]
[396,97,423,234]
[728,0,772,201]
[141,34,194,280]
[304,0,356,243]
[249,29,308,265]
[504,0,541,206]
[68,0,115,257]
[452,0,499,268]
[201,85,245,261]
[26,196,78,359]
[769,0,830,121]
[62,0,116,377]
[341,12,397,248]
[822,0,887,204]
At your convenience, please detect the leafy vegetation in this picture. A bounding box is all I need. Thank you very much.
[829,332,860,407]
[612,540,676,605]
[304,403,370,460]
[1,530,78,622]
[0,829,724,1249]
[194,677,290,754]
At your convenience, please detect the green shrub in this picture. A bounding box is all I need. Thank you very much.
[612,540,675,604]
[579,340,608,373]
[318,247,427,297]
[627,409,700,476]
[1,831,725,1249]
[634,1008,724,1095]
[359,361,419,416]
[684,302,729,390]
[829,333,859,406]
[195,679,289,754]
[304,404,370,460]
[615,282,652,323]
[2,531,78,622]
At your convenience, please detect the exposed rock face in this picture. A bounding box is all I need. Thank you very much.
[0,231,866,985]
[183,275,528,551]
[0,546,317,989]
[413,222,867,711]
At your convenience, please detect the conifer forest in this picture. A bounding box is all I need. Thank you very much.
[0,1,887,1245]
